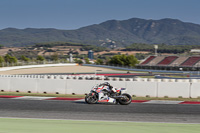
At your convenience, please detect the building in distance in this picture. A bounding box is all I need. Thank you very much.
[88,50,94,59]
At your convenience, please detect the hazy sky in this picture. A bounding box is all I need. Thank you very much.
[0,0,199,30]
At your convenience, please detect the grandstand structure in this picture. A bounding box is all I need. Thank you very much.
[138,55,200,71]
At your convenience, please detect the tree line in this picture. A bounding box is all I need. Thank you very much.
[0,53,139,68]
[34,42,86,48]
[94,54,139,67]
[34,42,107,52]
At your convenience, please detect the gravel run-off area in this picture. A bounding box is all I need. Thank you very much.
[0,65,116,75]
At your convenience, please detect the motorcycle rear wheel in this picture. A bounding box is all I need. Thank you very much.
[118,93,132,105]
[85,93,98,104]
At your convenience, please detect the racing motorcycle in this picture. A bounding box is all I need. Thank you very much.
[85,84,132,105]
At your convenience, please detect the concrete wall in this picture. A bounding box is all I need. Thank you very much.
[10,78,38,93]
[0,77,10,92]
[126,81,157,97]
[0,75,200,98]
[191,83,200,98]
[157,82,190,98]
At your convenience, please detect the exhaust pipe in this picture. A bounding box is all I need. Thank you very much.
[111,95,126,99]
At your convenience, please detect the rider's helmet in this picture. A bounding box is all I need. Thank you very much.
[103,82,110,86]
[102,82,113,89]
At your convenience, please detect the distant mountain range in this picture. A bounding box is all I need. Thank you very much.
[1,18,200,47]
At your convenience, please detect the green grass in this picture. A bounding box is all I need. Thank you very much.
[137,76,155,78]
[167,75,188,78]
[0,118,200,133]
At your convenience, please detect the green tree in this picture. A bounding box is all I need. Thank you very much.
[109,54,138,67]
[84,58,91,64]
[20,55,30,62]
[4,54,18,63]
[36,55,45,61]
[4,54,11,63]
[0,45,4,49]
[74,58,83,65]
[0,56,4,63]
[10,56,18,63]
[109,55,124,66]
[125,55,139,67]
[95,58,104,65]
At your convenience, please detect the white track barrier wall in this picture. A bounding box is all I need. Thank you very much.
[67,79,96,94]
[10,78,38,93]
[0,75,200,98]
[126,81,157,97]
[0,77,10,92]
[38,79,66,94]
[157,82,190,98]
[190,83,200,98]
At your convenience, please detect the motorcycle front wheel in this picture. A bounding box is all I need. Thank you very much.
[118,93,132,105]
[85,93,98,104]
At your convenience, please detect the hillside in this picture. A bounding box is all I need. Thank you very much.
[1,18,200,47]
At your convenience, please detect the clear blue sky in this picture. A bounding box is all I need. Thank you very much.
[0,0,199,30]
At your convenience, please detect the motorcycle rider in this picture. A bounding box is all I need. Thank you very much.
[100,82,118,96]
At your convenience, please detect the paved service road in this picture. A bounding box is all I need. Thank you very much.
[0,99,200,123]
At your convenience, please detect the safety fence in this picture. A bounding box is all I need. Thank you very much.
[0,74,200,98]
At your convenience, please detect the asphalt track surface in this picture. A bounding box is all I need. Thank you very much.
[1,99,200,123]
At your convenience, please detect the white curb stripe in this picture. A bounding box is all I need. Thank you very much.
[13,96,55,100]
[145,100,183,104]
[74,99,85,102]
